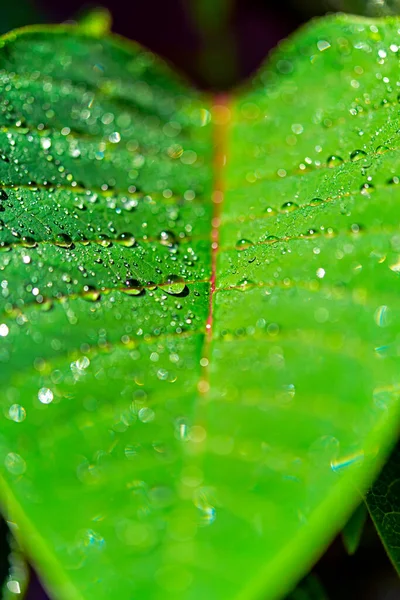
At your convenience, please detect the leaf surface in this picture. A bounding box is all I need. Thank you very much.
[366,441,400,573]
[341,503,367,555]
[0,14,399,600]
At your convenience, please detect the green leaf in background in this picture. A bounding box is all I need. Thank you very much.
[0,13,400,600]
[366,442,400,574]
[341,503,367,555]
[285,575,328,600]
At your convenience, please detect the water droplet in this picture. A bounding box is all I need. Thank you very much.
[0,323,9,336]
[8,404,26,422]
[116,232,136,247]
[376,145,389,154]
[109,131,121,143]
[281,201,299,212]
[193,487,216,526]
[360,182,375,196]
[331,449,364,472]
[138,407,155,423]
[82,285,101,302]
[164,275,188,296]
[39,298,54,312]
[159,230,178,248]
[327,155,344,168]
[97,234,112,247]
[235,278,255,290]
[21,236,37,248]
[235,238,253,251]
[38,387,53,404]
[387,176,399,185]
[350,149,367,162]
[375,305,390,327]
[4,452,26,475]
[310,197,324,206]
[55,233,73,249]
[80,529,105,551]
[122,279,144,296]
[263,206,277,216]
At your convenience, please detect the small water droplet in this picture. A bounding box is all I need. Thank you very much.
[4,452,26,475]
[235,278,255,290]
[360,182,375,196]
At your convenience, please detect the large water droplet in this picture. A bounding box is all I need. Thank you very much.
[235,238,253,251]
[82,285,101,302]
[164,275,188,296]
[116,232,136,247]
[122,278,144,296]
[159,230,178,248]
[327,155,344,168]
[21,236,37,248]
[350,149,367,162]
[55,233,73,249]
[281,201,299,213]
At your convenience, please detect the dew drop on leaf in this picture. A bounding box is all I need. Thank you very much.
[8,404,26,423]
[116,232,136,247]
[122,279,144,296]
[159,230,178,248]
[281,201,299,212]
[235,238,253,250]
[350,149,367,162]
[21,236,37,248]
[55,233,73,249]
[164,274,187,295]
[82,285,101,302]
[38,387,54,404]
[327,155,344,167]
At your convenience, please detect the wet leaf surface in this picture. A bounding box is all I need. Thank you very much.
[0,14,399,600]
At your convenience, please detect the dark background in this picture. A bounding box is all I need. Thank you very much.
[1,0,400,598]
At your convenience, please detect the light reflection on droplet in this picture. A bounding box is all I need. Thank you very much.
[38,387,54,404]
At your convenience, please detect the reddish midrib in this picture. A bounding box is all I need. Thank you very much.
[199,95,230,394]
[206,95,230,337]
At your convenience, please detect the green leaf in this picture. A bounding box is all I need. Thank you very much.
[285,575,329,600]
[0,13,399,600]
[341,503,367,555]
[366,442,400,574]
